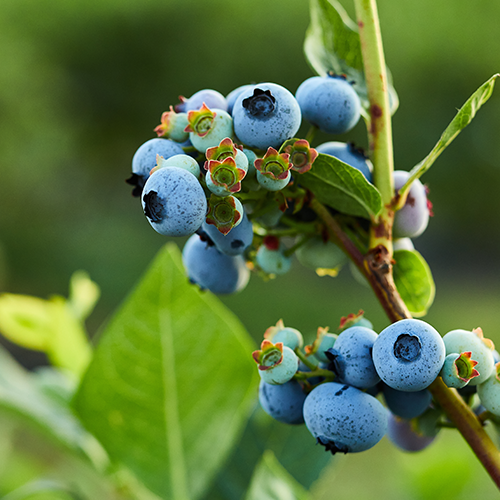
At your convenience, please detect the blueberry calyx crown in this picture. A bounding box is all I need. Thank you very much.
[316,436,349,455]
[393,333,422,362]
[126,173,146,198]
[454,351,480,382]
[143,190,166,223]
[252,339,284,370]
[242,88,276,117]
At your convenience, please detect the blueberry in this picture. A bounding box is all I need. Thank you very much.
[303,382,387,454]
[315,142,372,182]
[442,328,495,385]
[264,319,304,350]
[440,352,480,389]
[387,413,436,452]
[253,341,299,385]
[259,379,307,425]
[295,236,346,271]
[201,209,253,256]
[372,319,446,392]
[182,234,250,294]
[393,170,430,239]
[185,89,228,112]
[142,167,207,237]
[226,84,254,115]
[232,83,301,150]
[295,75,361,134]
[477,364,500,416]
[155,153,200,178]
[128,138,184,197]
[382,384,432,419]
[256,237,292,275]
[326,326,380,389]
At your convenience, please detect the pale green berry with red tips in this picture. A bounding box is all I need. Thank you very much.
[338,310,373,332]
[154,106,190,142]
[205,156,246,196]
[305,326,338,363]
[205,194,243,235]
[151,154,200,178]
[252,339,299,385]
[477,363,500,416]
[204,137,248,174]
[440,352,480,389]
[443,327,495,385]
[264,319,304,350]
[255,148,292,191]
[184,103,234,152]
[282,139,318,174]
[255,236,292,275]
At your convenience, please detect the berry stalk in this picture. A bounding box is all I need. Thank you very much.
[353,0,394,253]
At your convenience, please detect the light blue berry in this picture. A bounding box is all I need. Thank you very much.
[142,167,207,237]
[372,319,445,392]
[233,83,301,150]
[295,75,361,134]
[185,89,228,112]
[259,346,299,385]
[327,326,380,389]
[303,382,387,453]
[259,379,307,425]
[182,234,250,294]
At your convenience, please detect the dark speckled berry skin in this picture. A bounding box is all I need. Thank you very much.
[373,319,445,392]
[303,382,387,453]
[382,384,432,419]
[327,326,380,389]
[259,379,307,425]
[201,211,253,256]
[232,83,301,150]
[142,167,207,237]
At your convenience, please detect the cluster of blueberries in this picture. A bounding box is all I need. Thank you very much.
[127,75,432,294]
[254,315,500,454]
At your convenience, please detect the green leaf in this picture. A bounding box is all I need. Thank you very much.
[203,406,332,500]
[304,0,398,116]
[245,450,312,500]
[298,153,382,219]
[0,293,92,377]
[393,249,435,317]
[73,243,259,500]
[400,74,500,197]
[0,345,107,470]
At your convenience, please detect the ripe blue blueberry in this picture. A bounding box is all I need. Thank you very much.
[226,84,254,115]
[200,210,253,256]
[326,326,380,389]
[259,379,307,425]
[232,83,302,150]
[303,382,387,454]
[128,138,184,197]
[387,413,436,452]
[184,89,228,112]
[315,142,372,182]
[382,384,432,419]
[295,75,361,134]
[142,167,207,237]
[182,234,250,294]
[372,319,446,392]
[393,170,430,239]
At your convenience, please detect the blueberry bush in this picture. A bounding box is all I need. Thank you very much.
[1,0,500,498]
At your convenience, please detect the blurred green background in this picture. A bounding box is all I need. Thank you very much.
[0,0,500,498]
